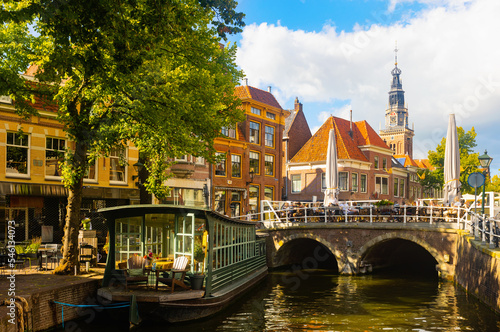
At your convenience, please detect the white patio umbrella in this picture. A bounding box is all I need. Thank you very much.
[443,114,461,205]
[324,129,339,206]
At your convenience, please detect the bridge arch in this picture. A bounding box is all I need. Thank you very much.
[272,234,340,272]
[357,232,446,276]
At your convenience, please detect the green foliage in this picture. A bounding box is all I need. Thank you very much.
[374,199,394,207]
[194,242,205,262]
[0,0,245,272]
[486,173,500,192]
[427,127,479,194]
[1,0,244,196]
[15,245,25,254]
[417,169,442,197]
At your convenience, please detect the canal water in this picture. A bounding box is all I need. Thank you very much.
[72,269,500,331]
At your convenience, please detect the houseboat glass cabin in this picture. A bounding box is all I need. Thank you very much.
[99,204,267,296]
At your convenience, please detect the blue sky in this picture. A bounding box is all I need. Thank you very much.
[228,0,500,176]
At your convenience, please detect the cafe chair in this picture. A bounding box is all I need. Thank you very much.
[156,256,189,292]
[125,256,150,290]
[42,244,58,270]
[50,246,63,269]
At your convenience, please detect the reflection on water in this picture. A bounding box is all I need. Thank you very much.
[74,269,500,331]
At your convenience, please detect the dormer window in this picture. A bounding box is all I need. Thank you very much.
[251,107,261,116]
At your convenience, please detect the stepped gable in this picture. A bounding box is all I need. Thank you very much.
[235,85,282,109]
[291,116,387,164]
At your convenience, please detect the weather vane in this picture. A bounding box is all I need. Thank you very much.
[394,41,398,66]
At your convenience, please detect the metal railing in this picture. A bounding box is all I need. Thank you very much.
[240,200,500,248]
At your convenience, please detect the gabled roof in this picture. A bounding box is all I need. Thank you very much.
[391,156,405,169]
[414,159,434,170]
[290,116,389,163]
[235,85,282,110]
[284,109,298,136]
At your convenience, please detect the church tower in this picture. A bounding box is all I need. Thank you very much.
[379,44,414,158]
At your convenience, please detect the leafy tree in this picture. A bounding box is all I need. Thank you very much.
[417,169,442,198]
[0,0,245,274]
[427,127,479,194]
[486,173,500,192]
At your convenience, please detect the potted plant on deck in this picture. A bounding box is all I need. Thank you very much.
[190,242,206,290]
[374,199,394,215]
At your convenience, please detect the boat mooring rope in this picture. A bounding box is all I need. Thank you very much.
[52,301,131,328]
[2,296,29,331]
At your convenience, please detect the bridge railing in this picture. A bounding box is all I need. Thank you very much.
[239,200,500,248]
[464,211,500,249]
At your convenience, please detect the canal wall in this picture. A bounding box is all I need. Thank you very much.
[455,231,500,314]
[0,274,100,332]
[263,225,500,314]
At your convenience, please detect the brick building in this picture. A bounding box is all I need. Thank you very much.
[283,97,312,199]
[286,115,412,204]
[210,84,289,217]
[0,91,140,245]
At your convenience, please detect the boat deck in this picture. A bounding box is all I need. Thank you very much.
[98,286,205,303]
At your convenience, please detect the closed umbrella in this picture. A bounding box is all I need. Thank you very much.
[443,114,461,205]
[324,129,339,206]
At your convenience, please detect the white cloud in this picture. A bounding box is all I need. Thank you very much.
[236,0,500,172]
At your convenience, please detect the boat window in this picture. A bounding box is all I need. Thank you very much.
[115,216,142,267]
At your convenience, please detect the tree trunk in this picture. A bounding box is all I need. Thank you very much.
[54,140,86,275]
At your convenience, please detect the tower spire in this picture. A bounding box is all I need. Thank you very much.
[394,41,398,66]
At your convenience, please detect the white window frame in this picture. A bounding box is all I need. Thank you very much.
[264,154,274,176]
[360,174,367,193]
[375,176,389,195]
[195,156,205,165]
[339,171,348,191]
[291,174,301,193]
[249,122,260,145]
[109,146,127,184]
[265,125,275,148]
[45,137,66,180]
[231,154,242,178]
[249,151,260,175]
[215,152,226,177]
[251,107,261,116]
[6,132,30,178]
[84,155,98,183]
[351,172,358,192]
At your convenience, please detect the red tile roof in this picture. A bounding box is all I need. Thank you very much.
[291,116,389,163]
[414,159,434,170]
[235,85,282,109]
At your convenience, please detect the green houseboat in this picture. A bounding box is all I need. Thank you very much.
[97,204,267,323]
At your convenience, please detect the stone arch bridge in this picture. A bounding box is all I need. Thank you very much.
[260,223,462,280]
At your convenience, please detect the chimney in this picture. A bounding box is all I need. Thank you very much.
[349,110,353,139]
[244,78,248,86]
[267,86,271,93]
[294,97,303,113]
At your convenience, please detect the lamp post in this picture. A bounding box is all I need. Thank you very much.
[132,161,144,186]
[478,150,493,215]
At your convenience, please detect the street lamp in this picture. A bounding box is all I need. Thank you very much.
[132,161,144,186]
[478,150,493,215]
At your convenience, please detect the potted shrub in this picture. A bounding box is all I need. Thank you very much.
[374,199,394,212]
[190,242,205,290]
